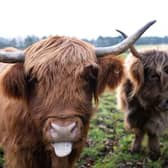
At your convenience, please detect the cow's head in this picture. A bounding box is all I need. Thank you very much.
[117,28,168,105]
[0,21,155,158]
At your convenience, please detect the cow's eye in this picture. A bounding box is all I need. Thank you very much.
[145,68,159,81]
[26,75,38,91]
[27,75,38,84]
[164,66,168,74]
[149,73,160,81]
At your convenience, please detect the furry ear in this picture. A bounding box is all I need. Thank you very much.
[81,64,99,101]
[128,59,144,95]
[82,64,99,82]
[2,63,27,99]
[97,56,124,95]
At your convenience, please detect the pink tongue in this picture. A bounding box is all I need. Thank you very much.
[52,142,72,157]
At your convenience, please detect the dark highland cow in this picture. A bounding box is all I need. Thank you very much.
[0,21,155,168]
[117,28,168,160]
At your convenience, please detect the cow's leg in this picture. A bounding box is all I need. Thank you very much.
[131,129,144,153]
[148,133,160,160]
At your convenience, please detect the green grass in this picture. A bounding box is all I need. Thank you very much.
[76,92,168,168]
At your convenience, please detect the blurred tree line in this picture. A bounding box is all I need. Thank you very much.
[86,36,168,47]
[0,35,168,49]
[0,35,45,49]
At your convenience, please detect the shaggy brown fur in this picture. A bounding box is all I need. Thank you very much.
[118,50,168,160]
[0,36,124,168]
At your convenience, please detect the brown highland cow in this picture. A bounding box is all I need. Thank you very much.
[117,29,168,160]
[0,21,155,168]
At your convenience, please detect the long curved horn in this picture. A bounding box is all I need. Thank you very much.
[116,29,141,59]
[0,50,25,63]
[95,20,156,57]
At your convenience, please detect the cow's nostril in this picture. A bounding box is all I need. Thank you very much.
[51,123,60,132]
[68,122,77,133]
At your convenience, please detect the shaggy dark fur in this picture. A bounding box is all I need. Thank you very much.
[118,50,168,160]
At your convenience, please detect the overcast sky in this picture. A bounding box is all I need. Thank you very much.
[0,0,167,39]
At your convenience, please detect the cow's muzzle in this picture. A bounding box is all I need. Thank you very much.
[44,118,83,157]
[50,122,81,157]
[50,122,79,142]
